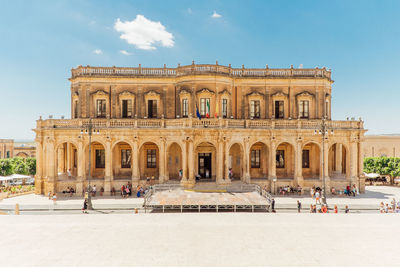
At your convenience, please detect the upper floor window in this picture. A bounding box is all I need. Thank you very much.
[122,99,132,118]
[251,149,260,168]
[200,98,210,118]
[74,100,79,119]
[147,100,157,118]
[222,99,228,118]
[250,100,260,119]
[299,100,309,119]
[275,101,284,119]
[95,149,105,168]
[147,149,157,168]
[121,149,131,168]
[302,150,310,168]
[276,150,285,168]
[96,99,106,118]
[182,99,188,118]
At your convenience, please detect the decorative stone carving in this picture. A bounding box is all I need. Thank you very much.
[196,88,215,95]
[271,91,288,97]
[90,90,109,96]
[218,89,231,96]
[144,90,160,97]
[119,90,135,97]
[179,89,191,96]
[246,91,264,97]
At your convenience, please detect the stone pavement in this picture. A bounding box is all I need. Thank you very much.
[149,190,267,205]
[0,193,144,210]
[273,186,400,210]
[0,186,398,212]
[0,213,399,267]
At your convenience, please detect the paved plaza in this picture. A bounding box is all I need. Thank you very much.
[0,213,399,267]
[0,186,399,212]
[148,190,268,205]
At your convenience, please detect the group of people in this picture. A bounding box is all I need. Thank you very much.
[380,198,400,213]
[308,203,349,213]
[278,185,302,195]
[62,187,75,197]
[115,183,149,198]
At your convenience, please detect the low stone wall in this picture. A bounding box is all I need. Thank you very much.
[0,191,34,200]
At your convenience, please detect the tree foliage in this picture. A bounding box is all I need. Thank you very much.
[0,157,36,176]
[364,157,400,183]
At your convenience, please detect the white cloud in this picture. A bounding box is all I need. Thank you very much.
[93,49,102,55]
[114,15,174,50]
[120,50,132,55]
[187,8,192,14]
[211,11,222,18]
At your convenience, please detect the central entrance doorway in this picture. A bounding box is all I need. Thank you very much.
[198,153,212,179]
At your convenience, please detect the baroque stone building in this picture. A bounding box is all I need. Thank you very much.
[34,63,366,195]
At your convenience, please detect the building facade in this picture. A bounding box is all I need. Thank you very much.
[34,63,366,195]
[363,135,400,158]
[0,139,36,159]
[0,139,14,159]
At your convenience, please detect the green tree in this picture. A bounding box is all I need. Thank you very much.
[26,158,36,175]
[0,159,14,176]
[12,157,28,175]
[364,157,400,184]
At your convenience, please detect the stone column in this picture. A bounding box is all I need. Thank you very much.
[159,138,166,183]
[295,141,303,186]
[188,140,195,185]
[350,141,358,186]
[336,144,342,173]
[224,141,230,181]
[66,143,71,172]
[181,140,187,181]
[47,140,56,194]
[104,140,112,193]
[217,140,224,184]
[58,146,64,173]
[34,142,43,194]
[243,138,250,183]
[132,140,139,184]
[323,141,330,190]
[76,141,84,195]
[269,140,277,194]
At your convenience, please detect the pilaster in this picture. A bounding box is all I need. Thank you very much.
[132,138,139,184]
[295,140,303,186]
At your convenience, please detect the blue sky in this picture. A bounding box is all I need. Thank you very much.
[0,0,399,139]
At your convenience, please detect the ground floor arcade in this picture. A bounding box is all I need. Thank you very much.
[35,130,364,196]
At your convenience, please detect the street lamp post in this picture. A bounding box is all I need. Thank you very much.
[315,118,333,205]
[81,119,99,210]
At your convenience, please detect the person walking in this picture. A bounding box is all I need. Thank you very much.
[391,198,396,211]
[93,185,97,197]
[82,199,88,213]
[345,205,349,213]
[297,200,302,213]
[52,193,57,205]
[334,205,338,213]
[271,198,275,213]
[315,191,321,204]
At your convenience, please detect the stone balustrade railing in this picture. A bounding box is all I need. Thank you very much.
[36,118,363,130]
[71,64,331,80]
